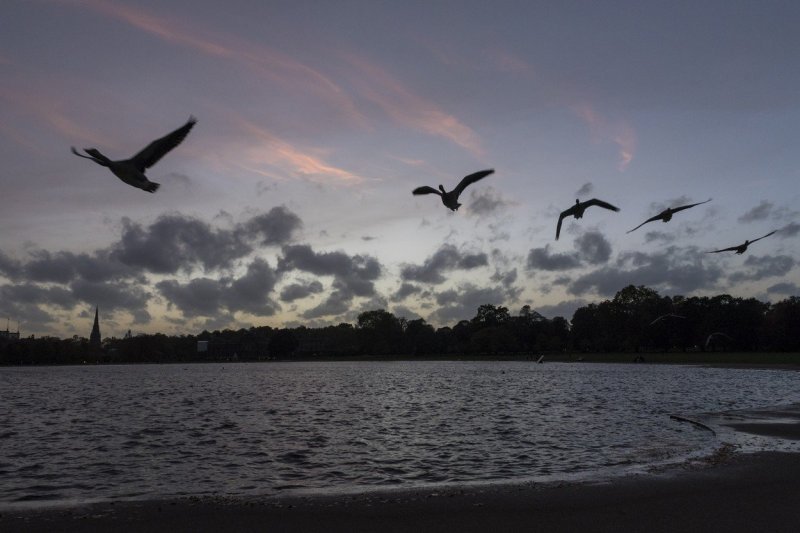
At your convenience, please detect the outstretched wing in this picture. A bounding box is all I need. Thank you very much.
[130,116,197,171]
[452,169,494,197]
[750,230,776,244]
[707,244,740,253]
[412,186,441,196]
[627,213,663,233]
[670,197,712,214]
[584,198,620,212]
[555,211,570,240]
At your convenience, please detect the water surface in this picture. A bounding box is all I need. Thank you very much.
[1,361,798,507]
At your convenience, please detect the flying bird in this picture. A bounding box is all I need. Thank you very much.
[627,198,712,234]
[412,169,494,211]
[649,313,686,326]
[71,116,197,193]
[556,198,620,240]
[707,231,776,254]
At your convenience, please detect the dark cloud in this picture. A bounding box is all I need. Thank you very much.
[158,258,281,318]
[738,200,774,223]
[391,305,423,321]
[644,231,676,244]
[767,282,799,295]
[778,222,800,238]
[25,251,78,284]
[569,246,723,296]
[279,244,381,296]
[158,278,224,318]
[536,299,589,320]
[575,182,593,196]
[226,258,281,315]
[279,280,324,302]
[468,187,514,217]
[361,235,377,241]
[428,283,508,325]
[301,289,352,319]
[113,215,250,274]
[0,283,74,309]
[526,245,581,271]
[400,244,488,284]
[239,206,302,246]
[113,207,301,275]
[574,231,612,264]
[729,255,794,283]
[0,251,23,280]
[70,279,151,323]
[392,282,421,302]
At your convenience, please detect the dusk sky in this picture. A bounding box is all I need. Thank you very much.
[2,0,799,338]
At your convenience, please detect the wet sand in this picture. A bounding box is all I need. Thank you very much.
[2,449,799,533]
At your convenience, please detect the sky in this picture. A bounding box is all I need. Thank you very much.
[1,0,799,338]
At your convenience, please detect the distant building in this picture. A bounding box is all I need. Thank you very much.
[89,307,102,349]
[0,318,19,342]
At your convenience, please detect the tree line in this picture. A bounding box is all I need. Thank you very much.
[2,285,800,365]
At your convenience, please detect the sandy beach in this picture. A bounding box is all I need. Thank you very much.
[1,448,798,533]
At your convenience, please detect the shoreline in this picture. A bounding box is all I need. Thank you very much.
[2,449,800,532]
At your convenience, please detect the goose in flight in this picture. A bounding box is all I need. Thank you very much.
[71,116,197,193]
[412,169,494,211]
[707,231,776,254]
[649,313,686,326]
[627,198,712,234]
[556,199,619,240]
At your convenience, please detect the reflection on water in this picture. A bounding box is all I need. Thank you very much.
[1,361,798,506]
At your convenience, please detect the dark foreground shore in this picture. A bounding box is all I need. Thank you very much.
[3,450,799,533]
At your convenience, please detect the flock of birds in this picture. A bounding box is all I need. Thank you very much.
[72,116,778,255]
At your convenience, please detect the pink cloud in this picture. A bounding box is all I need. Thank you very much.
[572,102,637,171]
[71,0,364,126]
[344,54,484,156]
[236,119,363,185]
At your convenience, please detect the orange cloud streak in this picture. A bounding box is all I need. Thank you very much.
[237,119,363,185]
[345,54,483,156]
[572,102,636,171]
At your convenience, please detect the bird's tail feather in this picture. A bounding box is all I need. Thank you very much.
[145,181,160,193]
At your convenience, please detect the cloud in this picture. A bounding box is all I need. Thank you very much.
[778,222,800,238]
[569,246,723,296]
[278,244,382,319]
[767,282,799,295]
[575,182,594,196]
[112,215,251,274]
[526,245,581,271]
[0,251,23,280]
[536,299,589,320]
[239,206,303,246]
[392,282,422,302]
[738,200,774,223]
[238,119,364,184]
[157,258,280,318]
[572,102,636,170]
[574,232,612,265]
[344,53,483,155]
[0,283,74,309]
[400,244,488,284]
[728,255,794,283]
[279,280,324,302]
[70,279,151,323]
[644,231,676,244]
[112,207,300,275]
[428,283,508,325]
[467,187,515,217]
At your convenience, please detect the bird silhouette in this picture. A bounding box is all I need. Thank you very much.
[649,313,686,326]
[627,198,712,233]
[412,169,494,211]
[71,116,197,193]
[707,230,776,254]
[556,198,619,240]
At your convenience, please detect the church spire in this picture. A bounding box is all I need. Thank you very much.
[89,306,101,349]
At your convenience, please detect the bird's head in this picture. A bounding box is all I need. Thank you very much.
[439,185,445,193]
[575,199,580,205]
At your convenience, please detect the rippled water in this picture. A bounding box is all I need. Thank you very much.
[1,361,798,507]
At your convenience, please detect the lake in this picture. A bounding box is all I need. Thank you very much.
[1,361,798,508]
